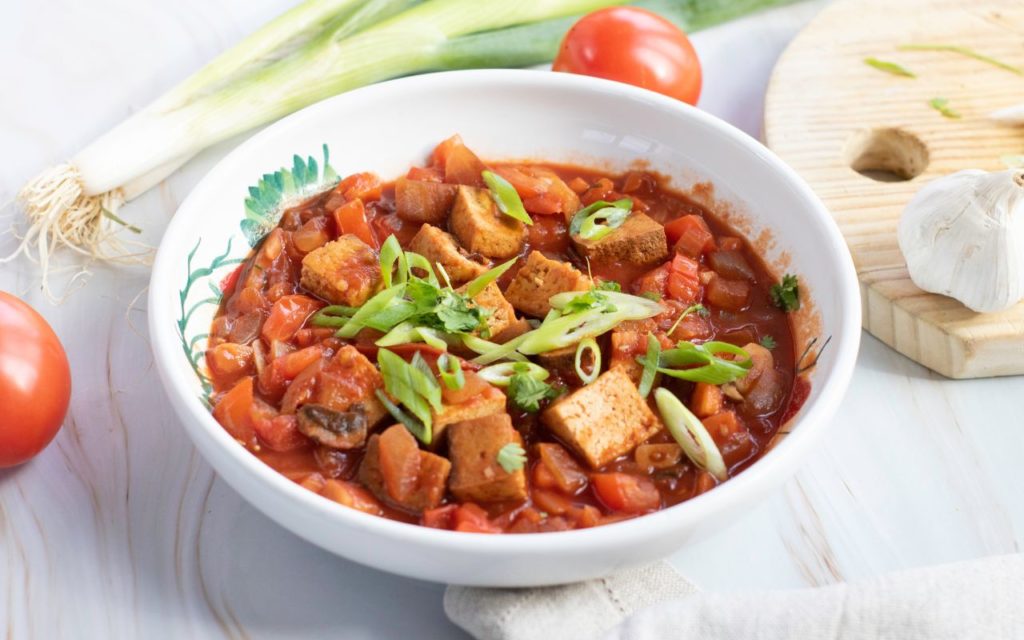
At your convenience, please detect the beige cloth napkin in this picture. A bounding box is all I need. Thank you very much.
[445,554,1024,640]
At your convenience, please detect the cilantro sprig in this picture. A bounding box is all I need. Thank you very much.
[496,443,527,473]
[770,274,800,312]
[509,372,559,413]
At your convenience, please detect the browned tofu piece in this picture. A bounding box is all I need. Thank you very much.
[394,177,458,224]
[540,368,660,468]
[503,251,590,318]
[300,235,381,306]
[449,186,525,259]
[458,281,516,340]
[316,344,388,428]
[432,383,507,443]
[491,316,532,344]
[358,425,452,513]
[409,223,490,285]
[448,414,527,504]
[571,212,668,269]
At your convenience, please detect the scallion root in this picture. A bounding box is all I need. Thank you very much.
[5,164,150,300]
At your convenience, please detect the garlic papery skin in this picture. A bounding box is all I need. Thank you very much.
[990,103,1024,126]
[898,169,1024,313]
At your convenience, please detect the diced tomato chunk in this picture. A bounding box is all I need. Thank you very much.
[378,425,421,502]
[706,275,750,311]
[292,217,330,254]
[592,473,661,513]
[532,489,575,516]
[430,134,465,168]
[254,414,308,452]
[206,343,254,382]
[708,250,755,281]
[406,166,444,182]
[212,377,257,446]
[422,504,459,529]
[337,172,382,202]
[523,193,563,215]
[666,215,715,258]
[567,176,589,194]
[321,479,385,516]
[532,460,559,490]
[275,344,325,380]
[443,143,487,187]
[691,383,723,418]
[333,198,378,248]
[261,295,321,343]
[666,254,701,304]
[536,443,588,494]
[453,503,501,533]
[703,410,754,467]
[634,263,669,298]
[695,471,717,496]
[494,166,549,198]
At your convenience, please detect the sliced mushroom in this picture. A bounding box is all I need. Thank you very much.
[297,403,368,449]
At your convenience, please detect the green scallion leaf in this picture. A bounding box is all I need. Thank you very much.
[465,257,517,298]
[657,341,752,385]
[311,304,358,328]
[569,198,633,241]
[863,57,916,78]
[654,388,727,481]
[636,333,662,398]
[405,250,439,286]
[375,390,430,445]
[379,234,408,289]
[929,97,961,119]
[478,361,549,387]
[898,43,1023,75]
[769,274,800,312]
[336,284,406,338]
[377,348,442,444]
[437,353,465,390]
[482,170,532,226]
[496,442,527,473]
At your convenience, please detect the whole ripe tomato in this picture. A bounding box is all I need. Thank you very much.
[0,292,71,467]
[553,7,702,105]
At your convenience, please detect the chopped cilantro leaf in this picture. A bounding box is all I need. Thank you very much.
[561,290,615,315]
[509,373,558,413]
[759,335,777,349]
[596,279,621,292]
[770,274,800,312]
[496,443,527,473]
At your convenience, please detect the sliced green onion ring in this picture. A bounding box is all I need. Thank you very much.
[654,388,727,481]
[336,284,406,338]
[311,304,357,328]
[548,290,661,315]
[465,257,517,298]
[568,198,632,237]
[658,341,752,385]
[437,353,465,390]
[465,333,529,364]
[379,234,408,289]
[404,251,439,286]
[477,361,549,387]
[574,337,601,385]
[636,333,661,398]
[482,170,532,225]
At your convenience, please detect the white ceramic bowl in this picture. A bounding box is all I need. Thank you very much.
[149,69,860,587]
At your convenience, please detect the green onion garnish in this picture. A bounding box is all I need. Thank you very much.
[335,284,407,338]
[654,388,727,481]
[496,443,527,473]
[404,250,439,286]
[461,334,528,363]
[657,341,752,385]
[568,198,632,241]
[477,361,549,387]
[437,353,465,391]
[929,97,961,119]
[465,257,517,298]
[863,57,916,78]
[482,170,532,226]
[899,43,1023,75]
[636,333,662,398]
[311,304,358,328]
[377,348,442,445]
[574,337,600,385]
[379,234,408,289]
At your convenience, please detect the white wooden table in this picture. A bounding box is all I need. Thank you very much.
[3,1,1021,637]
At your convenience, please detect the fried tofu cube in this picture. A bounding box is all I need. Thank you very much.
[609,328,646,386]
[503,251,590,318]
[358,425,451,513]
[540,368,660,468]
[432,383,507,443]
[449,186,526,259]
[409,223,490,286]
[448,413,527,504]
[571,212,668,269]
[300,234,381,306]
[316,344,388,428]
[458,281,516,340]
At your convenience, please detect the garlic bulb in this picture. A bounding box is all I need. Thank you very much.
[898,169,1024,313]
[990,103,1024,126]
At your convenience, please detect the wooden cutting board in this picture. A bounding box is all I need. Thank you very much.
[764,0,1024,378]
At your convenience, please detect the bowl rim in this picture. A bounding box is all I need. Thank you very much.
[149,68,861,554]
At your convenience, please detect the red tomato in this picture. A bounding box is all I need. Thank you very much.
[261,295,321,343]
[0,292,71,467]
[592,473,661,513]
[553,7,702,105]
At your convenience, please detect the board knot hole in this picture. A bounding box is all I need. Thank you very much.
[843,127,929,182]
